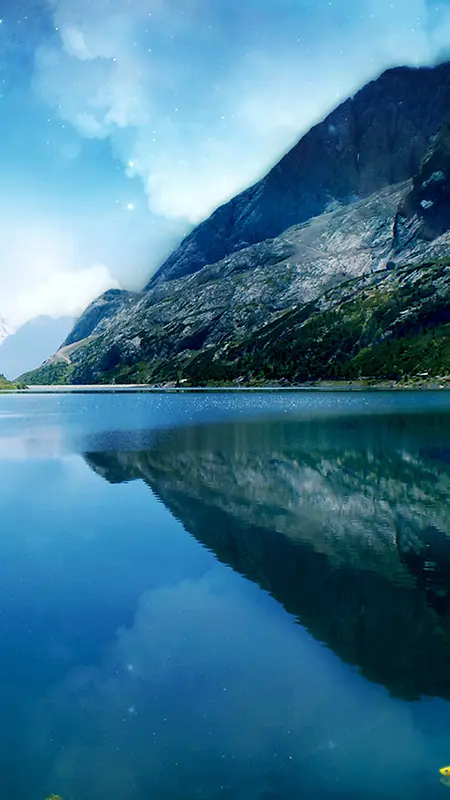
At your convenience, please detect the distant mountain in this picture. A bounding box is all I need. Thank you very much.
[0,374,14,389]
[0,316,74,380]
[23,62,450,386]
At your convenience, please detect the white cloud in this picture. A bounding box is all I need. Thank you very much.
[11,263,118,328]
[2,0,449,332]
[33,0,450,228]
[27,568,429,798]
[0,214,118,330]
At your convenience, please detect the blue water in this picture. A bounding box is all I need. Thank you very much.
[1,391,450,799]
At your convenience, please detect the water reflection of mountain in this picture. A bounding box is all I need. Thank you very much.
[84,412,450,701]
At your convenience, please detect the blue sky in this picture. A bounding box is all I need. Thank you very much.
[1,0,450,328]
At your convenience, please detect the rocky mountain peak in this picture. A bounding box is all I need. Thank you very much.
[148,61,450,288]
[397,117,450,243]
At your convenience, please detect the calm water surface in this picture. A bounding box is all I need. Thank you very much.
[2,391,450,798]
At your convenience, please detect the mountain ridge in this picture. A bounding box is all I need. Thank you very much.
[22,61,450,386]
[0,316,74,380]
[148,62,450,287]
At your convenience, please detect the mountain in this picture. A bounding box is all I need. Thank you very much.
[0,374,14,389]
[18,293,136,385]
[0,316,74,380]
[61,289,137,348]
[83,411,450,700]
[148,62,450,287]
[22,62,450,386]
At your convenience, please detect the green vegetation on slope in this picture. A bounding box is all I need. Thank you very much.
[95,262,450,387]
[347,324,450,380]
[0,373,12,389]
[19,361,74,386]
[0,372,23,390]
[209,270,450,384]
[21,261,450,387]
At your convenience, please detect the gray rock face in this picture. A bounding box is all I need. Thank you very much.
[149,62,450,287]
[62,178,450,383]
[62,289,138,347]
[396,118,450,244]
[62,186,393,378]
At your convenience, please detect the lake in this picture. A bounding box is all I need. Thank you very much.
[2,390,450,799]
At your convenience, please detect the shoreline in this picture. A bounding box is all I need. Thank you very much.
[2,380,450,394]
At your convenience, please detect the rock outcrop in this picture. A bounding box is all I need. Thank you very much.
[62,289,138,348]
[396,117,450,245]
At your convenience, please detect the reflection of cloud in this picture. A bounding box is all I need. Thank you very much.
[0,429,66,459]
[31,568,428,799]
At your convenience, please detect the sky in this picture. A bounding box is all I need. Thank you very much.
[2,0,450,330]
